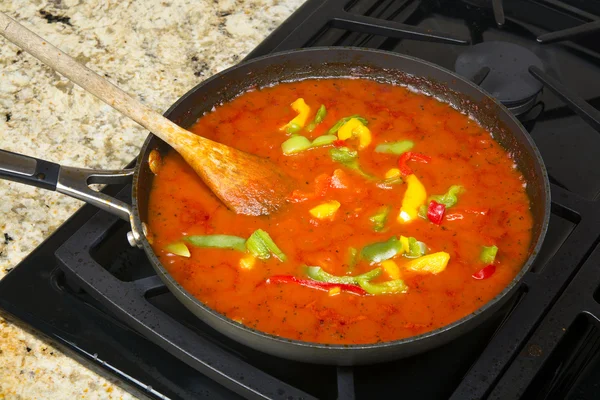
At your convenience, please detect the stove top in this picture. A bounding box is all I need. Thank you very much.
[3,0,600,399]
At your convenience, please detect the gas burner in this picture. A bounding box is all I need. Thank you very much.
[454,41,544,115]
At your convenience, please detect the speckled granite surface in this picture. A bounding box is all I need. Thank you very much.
[0,0,305,398]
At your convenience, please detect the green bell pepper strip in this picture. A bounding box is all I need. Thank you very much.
[361,236,403,264]
[480,245,498,264]
[369,206,391,232]
[246,229,287,261]
[184,235,247,252]
[429,185,464,208]
[282,136,312,155]
[285,122,302,135]
[375,140,414,155]
[406,237,427,258]
[357,278,408,295]
[327,115,369,135]
[329,147,371,178]
[306,266,382,284]
[306,104,327,132]
[347,247,358,271]
[311,134,338,147]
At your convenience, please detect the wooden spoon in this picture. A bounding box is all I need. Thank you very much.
[0,12,291,216]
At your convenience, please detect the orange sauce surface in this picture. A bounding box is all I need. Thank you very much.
[147,78,533,344]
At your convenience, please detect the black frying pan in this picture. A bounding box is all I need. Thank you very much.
[0,47,550,365]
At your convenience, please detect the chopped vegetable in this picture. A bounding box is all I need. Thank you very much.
[184,235,247,252]
[480,245,498,264]
[397,151,431,177]
[357,278,408,295]
[400,236,410,255]
[380,260,400,279]
[406,237,427,258]
[405,252,450,274]
[266,275,366,295]
[347,247,358,270]
[306,104,327,132]
[246,229,287,261]
[165,242,190,258]
[309,200,341,220]
[427,200,446,225]
[306,266,381,284]
[337,118,372,149]
[361,236,403,264]
[329,147,371,177]
[148,149,162,175]
[239,254,256,270]
[311,134,338,147]
[375,140,414,155]
[328,287,341,296]
[369,206,391,232]
[281,98,311,133]
[328,115,368,135]
[281,136,312,155]
[429,185,464,208]
[385,168,401,179]
[472,264,496,280]
[398,174,427,223]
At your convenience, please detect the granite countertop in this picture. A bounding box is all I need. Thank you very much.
[0,0,305,398]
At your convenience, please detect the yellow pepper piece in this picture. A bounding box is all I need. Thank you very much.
[380,260,401,280]
[337,118,372,149]
[385,168,401,179]
[239,254,256,270]
[399,236,409,255]
[405,252,450,274]
[398,174,427,223]
[328,287,341,296]
[280,98,311,131]
[309,200,341,220]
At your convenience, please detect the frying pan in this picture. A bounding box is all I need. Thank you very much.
[0,48,550,365]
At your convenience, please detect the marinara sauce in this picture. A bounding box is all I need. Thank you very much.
[147,78,533,345]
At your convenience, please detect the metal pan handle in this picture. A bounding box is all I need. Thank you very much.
[0,149,134,221]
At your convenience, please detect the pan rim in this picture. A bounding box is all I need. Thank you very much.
[132,46,551,354]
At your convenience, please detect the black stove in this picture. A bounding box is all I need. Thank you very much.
[3,0,600,399]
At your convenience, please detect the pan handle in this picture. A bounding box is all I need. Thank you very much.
[0,149,134,221]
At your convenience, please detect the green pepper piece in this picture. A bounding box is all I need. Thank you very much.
[347,247,358,271]
[327,115,369,135]
[357,278,408,295]
[184,235,247,252]
[375,140,414,155]
[329,147,371,178]
[417,204,428,220]
[429,185,464,208]
[361,236,403,264]
[281,136,312,155]
[406,237,427,258]
[246,229,287,261]
[306,266,382,284]
[306,104,327,132]
[164,242,191,257]
[286,122,302,134]
[480,245,498,264]
[369,206,391,232]
[311,135,338,147]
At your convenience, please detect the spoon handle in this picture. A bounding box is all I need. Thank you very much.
[0,12,195,148]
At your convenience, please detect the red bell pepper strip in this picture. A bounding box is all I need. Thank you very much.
[427,200,446,225]
[398,151,432,176]
[266,275,367,295]
[333,139,346,147]
[472,264,496,280]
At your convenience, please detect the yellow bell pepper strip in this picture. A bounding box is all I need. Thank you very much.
[164,242,190,257]
[309,200,341,220]
[306,266,382,284]
[361,236,403,264]
[281,136,312,155]
[357,278,408,295]
[246,229,287,261]
[480,245,498,264]
[337,118,372,149]
[369,206,391,232]
[405,252,450,274]
[429,185,464,208]
[328,115,369,135]
[329,147,371,178]
[184,235,247,252]
[328,287,341,296]
[398,174,427,223]
[400,236,410,255]
[375,140,414,155]
[385,168,401,179]
[380,260,400,279]
[281,98,311,133]
[306,104,327,132]
[239,254,256,270]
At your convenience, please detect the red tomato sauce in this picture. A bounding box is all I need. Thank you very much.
[147,78,533,345]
